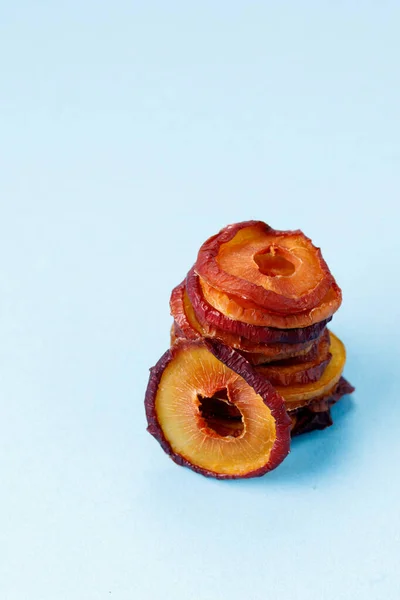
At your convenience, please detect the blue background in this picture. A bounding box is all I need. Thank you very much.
[1,2,399,599]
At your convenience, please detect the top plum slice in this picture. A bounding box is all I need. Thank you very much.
[145,338,291,479]
[195,221,336,314]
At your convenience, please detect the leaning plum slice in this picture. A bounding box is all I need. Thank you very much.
[145,338,291,479]
[195,221,334,313]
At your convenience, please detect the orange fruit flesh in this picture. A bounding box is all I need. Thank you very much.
[256,351,331,387]
[240,344,317,365]
[216,224,327,301]
[254,330,331,385]
[181,286,315,358]
[170,324,179,346]
[181,288,203,336]
[201,277,341,329]
[277,332,346,410]
[155,344,277,477]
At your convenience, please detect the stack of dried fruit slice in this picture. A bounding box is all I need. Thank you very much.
[145,221,354,479]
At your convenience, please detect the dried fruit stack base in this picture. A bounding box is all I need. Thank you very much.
[145,221,355,479]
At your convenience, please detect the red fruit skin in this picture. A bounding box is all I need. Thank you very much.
[170,280,319,360]
[292,410,334,436]
[254,329,332,385]
[291,377,355,436]
[195,220,334,314]
[169,282,200,341]
[237,329,329,367]
[256,354,332,387]
[306,376,355,413]
[274,330,330,366]
[145,338,292,480]
[186,267,331,345]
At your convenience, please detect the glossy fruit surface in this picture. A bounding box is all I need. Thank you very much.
[195,221,334,313]
[145,338,291,479]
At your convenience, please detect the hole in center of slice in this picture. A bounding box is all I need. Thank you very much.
[198,388,244,438]
[254,246,296,277]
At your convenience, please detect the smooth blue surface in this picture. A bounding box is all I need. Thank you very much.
[1,2,399,599]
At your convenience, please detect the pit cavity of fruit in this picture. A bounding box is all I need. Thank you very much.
[198,388,244,438]
[254,246,296,277]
